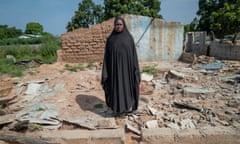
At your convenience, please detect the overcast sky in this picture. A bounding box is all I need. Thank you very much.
[0,0,198,36]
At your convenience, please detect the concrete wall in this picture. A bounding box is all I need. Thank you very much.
[185,31,240,60]
[124,15,184,62]
[210,41,240,60]
[58,14,184,63]
[184,31,207,56]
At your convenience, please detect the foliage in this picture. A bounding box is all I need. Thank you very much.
[0,37,43,45]
[66,0,104,31]
[29,123,42,132]
[66,0,162,31]
[184,17,199,33]
[195,0,240,37]
[141,64,158,77]
[104,0,162,20]
[209,1,240,37]
[25,22,43,34]
[39,35,60,63]
[86,61,93,68]
[0,35,60,77]
[0,25,22,39]
[64,64,85,72]
[0,58,28,77]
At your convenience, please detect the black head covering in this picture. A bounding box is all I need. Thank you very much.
[110,16,130,35]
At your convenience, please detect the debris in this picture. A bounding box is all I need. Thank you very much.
[199,62,227,70]
[183,87,215,97]
[0,131,51,144]
[141,73,153,81]
[145,120,159,128]
[63,117,96,130]
[0,95,17,105]
[173,101,202,112]
[180,52,197,64]
[169,70,186,79]
[96,118,119,129]
[140,81,154,95]
[0,114,15,126]
[167,123,180,130]
[152,79,167,89]
[179,118,196,129]
[147,105,158,116]
[16,102,60,126]
[126,121,141,135]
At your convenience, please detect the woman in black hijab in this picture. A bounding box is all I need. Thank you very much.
[101,16,141,116]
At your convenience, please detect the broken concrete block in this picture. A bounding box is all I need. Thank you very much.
[126,121,141,135]
[179,119,196,129]
[183,87,215,97]
[169,70,186,79]
[96,118,118,129]
[147,105,158,116]
[141,73,153,81]
[145,120,159,128]
[167,123,180,130]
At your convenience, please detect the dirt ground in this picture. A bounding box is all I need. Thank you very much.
[0,58,240,144]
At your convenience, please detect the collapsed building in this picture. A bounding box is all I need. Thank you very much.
[0,14,239,144]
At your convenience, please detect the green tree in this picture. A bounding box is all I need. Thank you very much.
[104,0,162,20]
[209,1,240,37]
[66,0,103,31]
[25,22,43,35]
[196,0,218,33]
[184,17,198,34]
[66,0,162,32]
[196,0,240,37]
[0,25,22,39]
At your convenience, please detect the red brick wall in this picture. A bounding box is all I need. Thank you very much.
[58,19,114,63]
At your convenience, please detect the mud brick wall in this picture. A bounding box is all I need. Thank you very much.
[58,19,114,63]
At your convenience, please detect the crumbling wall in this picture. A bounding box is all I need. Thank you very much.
[184,31,207,56]
[58,14,184,63]
[58,19,114,63]
[210,42,240,60]
[185,31,240,60]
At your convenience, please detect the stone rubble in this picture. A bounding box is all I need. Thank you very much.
[0,56,239,143]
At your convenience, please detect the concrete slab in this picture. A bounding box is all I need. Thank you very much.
[141,127,240,144]
[40,128,125,144]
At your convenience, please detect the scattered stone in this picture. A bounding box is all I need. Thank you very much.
[140,81,154,95]
[0,114,15,126]
[169,70,186,79]
[126,121,141,135]
[63,117,96,130]
[167,123,180,130]
[179,119,196,129]
[183,87,215,97]
[96,118,118,129]
[141,73,153,81]
[147,105,158,116]
[145,120,159,128]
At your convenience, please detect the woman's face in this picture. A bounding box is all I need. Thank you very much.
[115,19,124,33]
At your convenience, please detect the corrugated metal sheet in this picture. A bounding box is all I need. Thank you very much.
[123,15,184,61]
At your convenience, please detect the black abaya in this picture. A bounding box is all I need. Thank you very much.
[101,17,140,115]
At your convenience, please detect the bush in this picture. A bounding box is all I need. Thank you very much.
[141,64,158,77]
[0,35,60,77]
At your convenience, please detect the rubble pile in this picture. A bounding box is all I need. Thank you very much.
[0,57,239,141]
[125,57,240,134]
